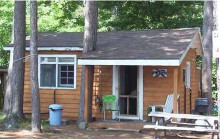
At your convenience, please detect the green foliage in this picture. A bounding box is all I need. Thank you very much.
[99,1,203,31]
[0,1,204,68]
[0,1,13,68]
[37,1,84,32]
[0,111,6,123]
[212,60,217,91]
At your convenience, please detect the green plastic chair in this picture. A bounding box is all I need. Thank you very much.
[102,95,120,121]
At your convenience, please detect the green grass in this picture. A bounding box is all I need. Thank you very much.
[41,120,50,130]
[212,110,218,116]
[0,111,6,123]
[19,119,50,130]
[19,119,51,130]
[0,111,50,131]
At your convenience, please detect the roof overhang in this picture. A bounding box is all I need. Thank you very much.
[178,31,203,65]
[0,69,7,72]
[4,47,83,51]
[78,59,180,66]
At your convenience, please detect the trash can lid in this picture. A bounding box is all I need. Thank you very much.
[49,104,63,109]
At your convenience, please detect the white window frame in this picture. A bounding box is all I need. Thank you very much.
[186,61,191,88]
[38,54,77,89]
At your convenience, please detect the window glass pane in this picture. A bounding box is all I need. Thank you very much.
[40,57,56,63]
[68,66,74,71]
[58,57,74,62]
[68,72,74,77]
[68,79,74,84]
[61,66,67,71]
[58,64,74,88]
[186,62,191,88]
[61,72,67,77]
[40,64,56,87]
[61,78,67,84]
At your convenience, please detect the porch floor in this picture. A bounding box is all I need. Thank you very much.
[88,120,153,131]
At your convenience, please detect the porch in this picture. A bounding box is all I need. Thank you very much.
[79,28,202,122]
[88,120,152,131]
[83,65,180,122]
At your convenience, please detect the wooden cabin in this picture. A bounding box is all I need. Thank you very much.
[4,28,203,121]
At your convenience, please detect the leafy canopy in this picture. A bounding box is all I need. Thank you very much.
[0,1,203,68]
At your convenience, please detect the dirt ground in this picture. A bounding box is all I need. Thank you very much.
[0,124,218,139]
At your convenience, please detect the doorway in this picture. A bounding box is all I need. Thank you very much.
[119,66,138,116]
[112,65,143,120]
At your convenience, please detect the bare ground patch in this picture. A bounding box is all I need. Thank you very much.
[0,123,217,139]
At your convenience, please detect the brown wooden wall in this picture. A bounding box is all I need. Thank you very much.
[143,66,174,119]
[24,51,112,120]
[178,48,200,114]
[92,66,112,119]
[23,49,199,121]
[24,51,82,120]
[143,48,200,119]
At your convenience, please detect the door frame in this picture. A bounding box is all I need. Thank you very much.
[112,65,143,120]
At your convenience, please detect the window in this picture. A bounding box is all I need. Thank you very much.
[186,62,191,88]
[182,68,186,83]
[39,55,76,89]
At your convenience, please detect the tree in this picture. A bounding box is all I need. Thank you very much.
[11,1,26,118]
[202,1,213,114]
[3,1,26,129]
[0,1,204,69]
[99,1,203,31]
[30,0,41,133]
[213,0,220,137]
[78,0,98,127]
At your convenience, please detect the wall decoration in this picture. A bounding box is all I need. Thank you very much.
[152,69,167,77]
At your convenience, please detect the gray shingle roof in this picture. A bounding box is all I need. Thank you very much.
[6,32,84,48]
[80,28,201,60]
[5,28,201,60]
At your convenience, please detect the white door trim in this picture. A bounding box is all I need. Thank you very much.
[138,66,143,120]
[112,65,143,120]
[112,65,118,119]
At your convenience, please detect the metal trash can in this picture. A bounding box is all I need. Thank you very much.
[195,98,209,115]
[49,104,63,126]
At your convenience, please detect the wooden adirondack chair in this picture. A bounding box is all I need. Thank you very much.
[150,94,179,122]
[102,95,120,121]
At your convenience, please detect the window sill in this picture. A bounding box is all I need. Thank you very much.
[39,87,76,90]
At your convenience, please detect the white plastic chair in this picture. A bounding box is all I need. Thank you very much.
[150,94,179,122]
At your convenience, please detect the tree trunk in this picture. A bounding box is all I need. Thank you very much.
[202,1,213,114]
[78,0,98,125]
[213,0,220,137]
[83,1,98,52]
[11,1,26,118]
[3,50,13,113]
[3,1,26,129]
[30,0,41,133]
[4,17,14,113]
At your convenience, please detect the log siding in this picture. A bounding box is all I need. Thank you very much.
[23,49,199,120]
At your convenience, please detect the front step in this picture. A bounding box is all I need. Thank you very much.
[105,128,141,132]
[88,120,145,131]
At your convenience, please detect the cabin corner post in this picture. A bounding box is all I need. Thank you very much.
[84,65,89,122]
[84,65,94,122]
[173,67,178,114]
[88,65,94,121]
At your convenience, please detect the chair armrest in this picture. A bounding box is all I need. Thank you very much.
[149,105,165,112]
[150,105,165,108]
